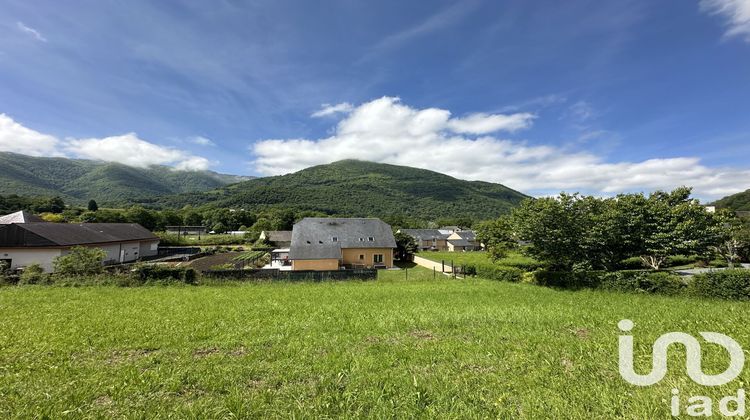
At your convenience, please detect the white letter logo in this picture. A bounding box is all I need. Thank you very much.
[618,319,744,386]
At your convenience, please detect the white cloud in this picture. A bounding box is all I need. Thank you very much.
[0,114,211,171]
[311,102,354,118]
[252,97,750,199]
[67,133,211,170]
[16,22,47,42]
[701,0,750,42]
[0,114,60,156]
[190,136,216,146]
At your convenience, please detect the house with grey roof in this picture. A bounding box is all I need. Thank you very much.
[0,210,44,224]
[398,229,450,251]
[447,230,481,251]
[289,218,396,270]
[0,220,159,272]
[259,230,293,248]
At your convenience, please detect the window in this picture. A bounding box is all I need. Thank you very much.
[359,254,364,260]
[332,236,338,242]
[359,237,364,242]
[373,254,383,263]
[368,237,374,242]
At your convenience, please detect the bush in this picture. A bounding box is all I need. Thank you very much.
[475,265,524,282]
[18,264,49,285]
[132,265,197,285]
[600,271,686,295]
[0,260,16,285]
[53,246,107,277]
[690,269,750,300]
[532,271,606,289]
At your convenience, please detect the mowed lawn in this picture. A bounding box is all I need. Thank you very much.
[417,250,538,267]
[1,268,749,418]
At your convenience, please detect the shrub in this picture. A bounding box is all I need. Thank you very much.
[0,260,16,285]
[53,246,107,277]
[690,269,750,300]
[600,271,686,296]
[132,265,197,285]
[475,265,524,282]
[532,271,606,289]
[18,264,49,285]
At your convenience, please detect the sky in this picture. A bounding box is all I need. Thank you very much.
[1,0,749,200]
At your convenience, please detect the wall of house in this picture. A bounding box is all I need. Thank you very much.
[0,248,63,272]
[139,240,160,258]
[292,259,340,271]
[341,248,393,268]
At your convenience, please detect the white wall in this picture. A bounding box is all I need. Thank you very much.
[0,249,63,272]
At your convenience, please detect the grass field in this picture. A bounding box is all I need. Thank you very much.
[1,267,749,418]
[417,250,539,267]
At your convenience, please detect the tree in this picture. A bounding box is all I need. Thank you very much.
[710,210,747,268]
[394,231,418,261]
[87,199,99,212]
[475,217,515,261]
[53,246,107,277]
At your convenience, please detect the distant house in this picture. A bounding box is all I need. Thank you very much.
[259,230,293,248]
[288,218,396,270]
[447,230,481,251]
[438,226,467,235]
[0,222,159,272]
[398,229,449,251]
[0,211,44,224]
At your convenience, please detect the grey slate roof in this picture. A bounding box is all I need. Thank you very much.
[399,229,449,241]
[289,218,396,260]
[0,223,158,247]
[0,211,44,224]
[448,238,471,247]
[454,230,477,241]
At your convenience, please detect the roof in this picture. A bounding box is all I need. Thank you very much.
[0,223,158,247]
[263,230,293,242]
[0,211,44,224]
[289,218,396,260]
[289,243,341,260]
[399,229,449,241]
[448,238,471,247]
[453,230,477,241]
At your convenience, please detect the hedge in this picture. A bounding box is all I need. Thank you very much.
[133,266,196,285]
[690,270,750,300]
[532,270,686,295]
[472,265,524,282]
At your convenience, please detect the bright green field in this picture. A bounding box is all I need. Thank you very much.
[417,250,538,267]
[1,268,748,418]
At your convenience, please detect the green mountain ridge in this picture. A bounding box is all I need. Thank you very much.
[153,159,529,220]
[0,152,253,205]
[713,189,750,212]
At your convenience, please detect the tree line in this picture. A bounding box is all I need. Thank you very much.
[476,187,750,271]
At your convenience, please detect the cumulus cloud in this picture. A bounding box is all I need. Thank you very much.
[311,102,354,118]
[67,133,211,170]
[0,114,60,156]
[701,0,750,42]
[252,97,750,199]
[189,136,216,146]
[0,114,211,171]
[16,22,47,42]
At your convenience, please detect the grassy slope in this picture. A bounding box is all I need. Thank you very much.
[417,251,539,267]
[713,188,750,211]
[0,152,250,205]
[156,160,528,220]
[1,269,748,418]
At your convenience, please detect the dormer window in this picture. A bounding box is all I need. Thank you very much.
[332,236,338,242]
[359,237,364,242]
[368,237,374,242]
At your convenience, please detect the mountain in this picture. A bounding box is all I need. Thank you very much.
[154,160,529,220]
[0,152,252,205]
[713,189,750,212]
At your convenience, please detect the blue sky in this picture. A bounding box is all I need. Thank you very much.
[1,0,749,199]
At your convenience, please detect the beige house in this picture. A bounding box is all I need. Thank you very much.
[289,218,396,271]
[447,230,481,251]
[398,229,449,251]
[0,221,159,272]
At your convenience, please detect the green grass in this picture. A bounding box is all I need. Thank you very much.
[417,250,539,268]
[1,268,749,418]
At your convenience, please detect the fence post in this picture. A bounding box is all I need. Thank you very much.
[442,260,445,273]
[433,267,436,280]
[405,268,408,281]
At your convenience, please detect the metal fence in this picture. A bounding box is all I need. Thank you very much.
[202,268,378,282]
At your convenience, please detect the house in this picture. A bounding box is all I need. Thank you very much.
[447,230,481,251]
[0,222,159,272]
[259,230,293,248]
[288,218,396,270]
[398,229,449,251]
[438,226,467,235]
[0,211,44,224]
